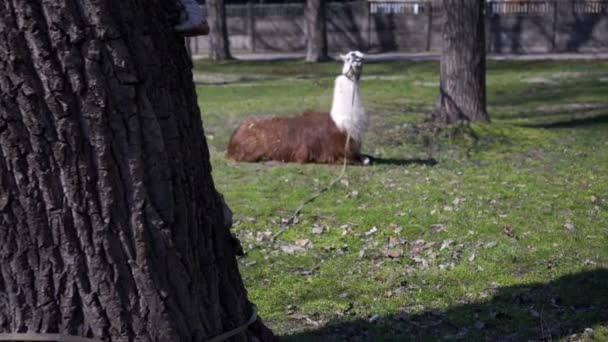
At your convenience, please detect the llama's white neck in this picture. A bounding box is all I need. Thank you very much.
[330,75,366,143]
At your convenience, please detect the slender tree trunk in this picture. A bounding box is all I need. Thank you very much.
[207,0,233,60]
[305,0,329,62]
[430,0,489,124]
[0,0,272,341]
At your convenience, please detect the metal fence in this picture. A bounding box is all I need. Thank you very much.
[188,0,608,55]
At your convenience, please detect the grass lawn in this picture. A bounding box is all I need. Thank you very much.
[193,57,608,341]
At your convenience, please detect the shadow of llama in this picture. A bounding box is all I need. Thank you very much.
[226,51,368,164]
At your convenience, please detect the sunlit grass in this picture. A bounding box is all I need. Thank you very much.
[195,57,608,341]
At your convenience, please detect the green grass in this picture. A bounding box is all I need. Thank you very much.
[194,58,608,341]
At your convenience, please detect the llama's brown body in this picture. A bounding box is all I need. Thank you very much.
[226,112,361,164]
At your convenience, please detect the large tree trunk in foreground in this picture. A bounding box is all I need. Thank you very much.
[305,0,329,62]
[0,0,272,341]
[430,0,489,124]
[207,0,233,60]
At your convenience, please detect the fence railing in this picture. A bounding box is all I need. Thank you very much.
[487,1,553,14]
[368,0,430,14]
[188,0,608,55]
[573,0,608,13]
[199,1,608,17]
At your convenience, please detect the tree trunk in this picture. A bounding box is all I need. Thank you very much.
[207,0,233,60]
[0,0,273,341]
[305,0,329,62]
[430,0,489,124]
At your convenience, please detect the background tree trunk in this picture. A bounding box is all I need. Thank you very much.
[0,0,272,341]
[430,0,489,124]
[207,0,233,60]
[305,0,329,62]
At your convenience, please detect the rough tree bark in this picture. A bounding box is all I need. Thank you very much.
[305,0,329,62]
[0,0,273,341]
[430,0,490,124]
[207,0,233,60]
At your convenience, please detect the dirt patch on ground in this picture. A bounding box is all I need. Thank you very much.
[522,72,586,85]
[193,73,272,85]
[523,77,555,85]
[536,103,608,113]
[413,80,439,87]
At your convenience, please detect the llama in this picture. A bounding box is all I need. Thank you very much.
[226,51,368,164]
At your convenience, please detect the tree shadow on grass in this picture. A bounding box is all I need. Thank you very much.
[518,112,608,129]
[283,269,608,341]
[369,156,438,167]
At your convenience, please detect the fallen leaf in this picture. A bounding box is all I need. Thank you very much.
[287,313,307,320]
[408,240,434,258]
[564,223,575,231]
[503,225,515,238]
[365,226,378,236]
[483,241,497,249]
[438,262,455,270]
[293,269,314,276]
[280,244,306,255]
[487,282,499,294]
[430,224,446,233]
[286,304,297,311]
[388,237,407,247]
[440,239,454,251]
[256,231,272,242]
[383,248,404,258]
[453,197,465,206]
[312,226,324,235]
[584,259,597,266]
[345,190,359,198]
[295,239,312,248]
[411,256,429,268]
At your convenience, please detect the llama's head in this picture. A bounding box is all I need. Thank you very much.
[340,51,365,80]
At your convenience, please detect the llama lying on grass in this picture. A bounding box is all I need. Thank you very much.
[226,51,369,164]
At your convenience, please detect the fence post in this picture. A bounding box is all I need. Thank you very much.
[554,0,576,52]
[426,1,433,51]
[247,2,256,52]
[551,0,558,52]
[367,1,372,51]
